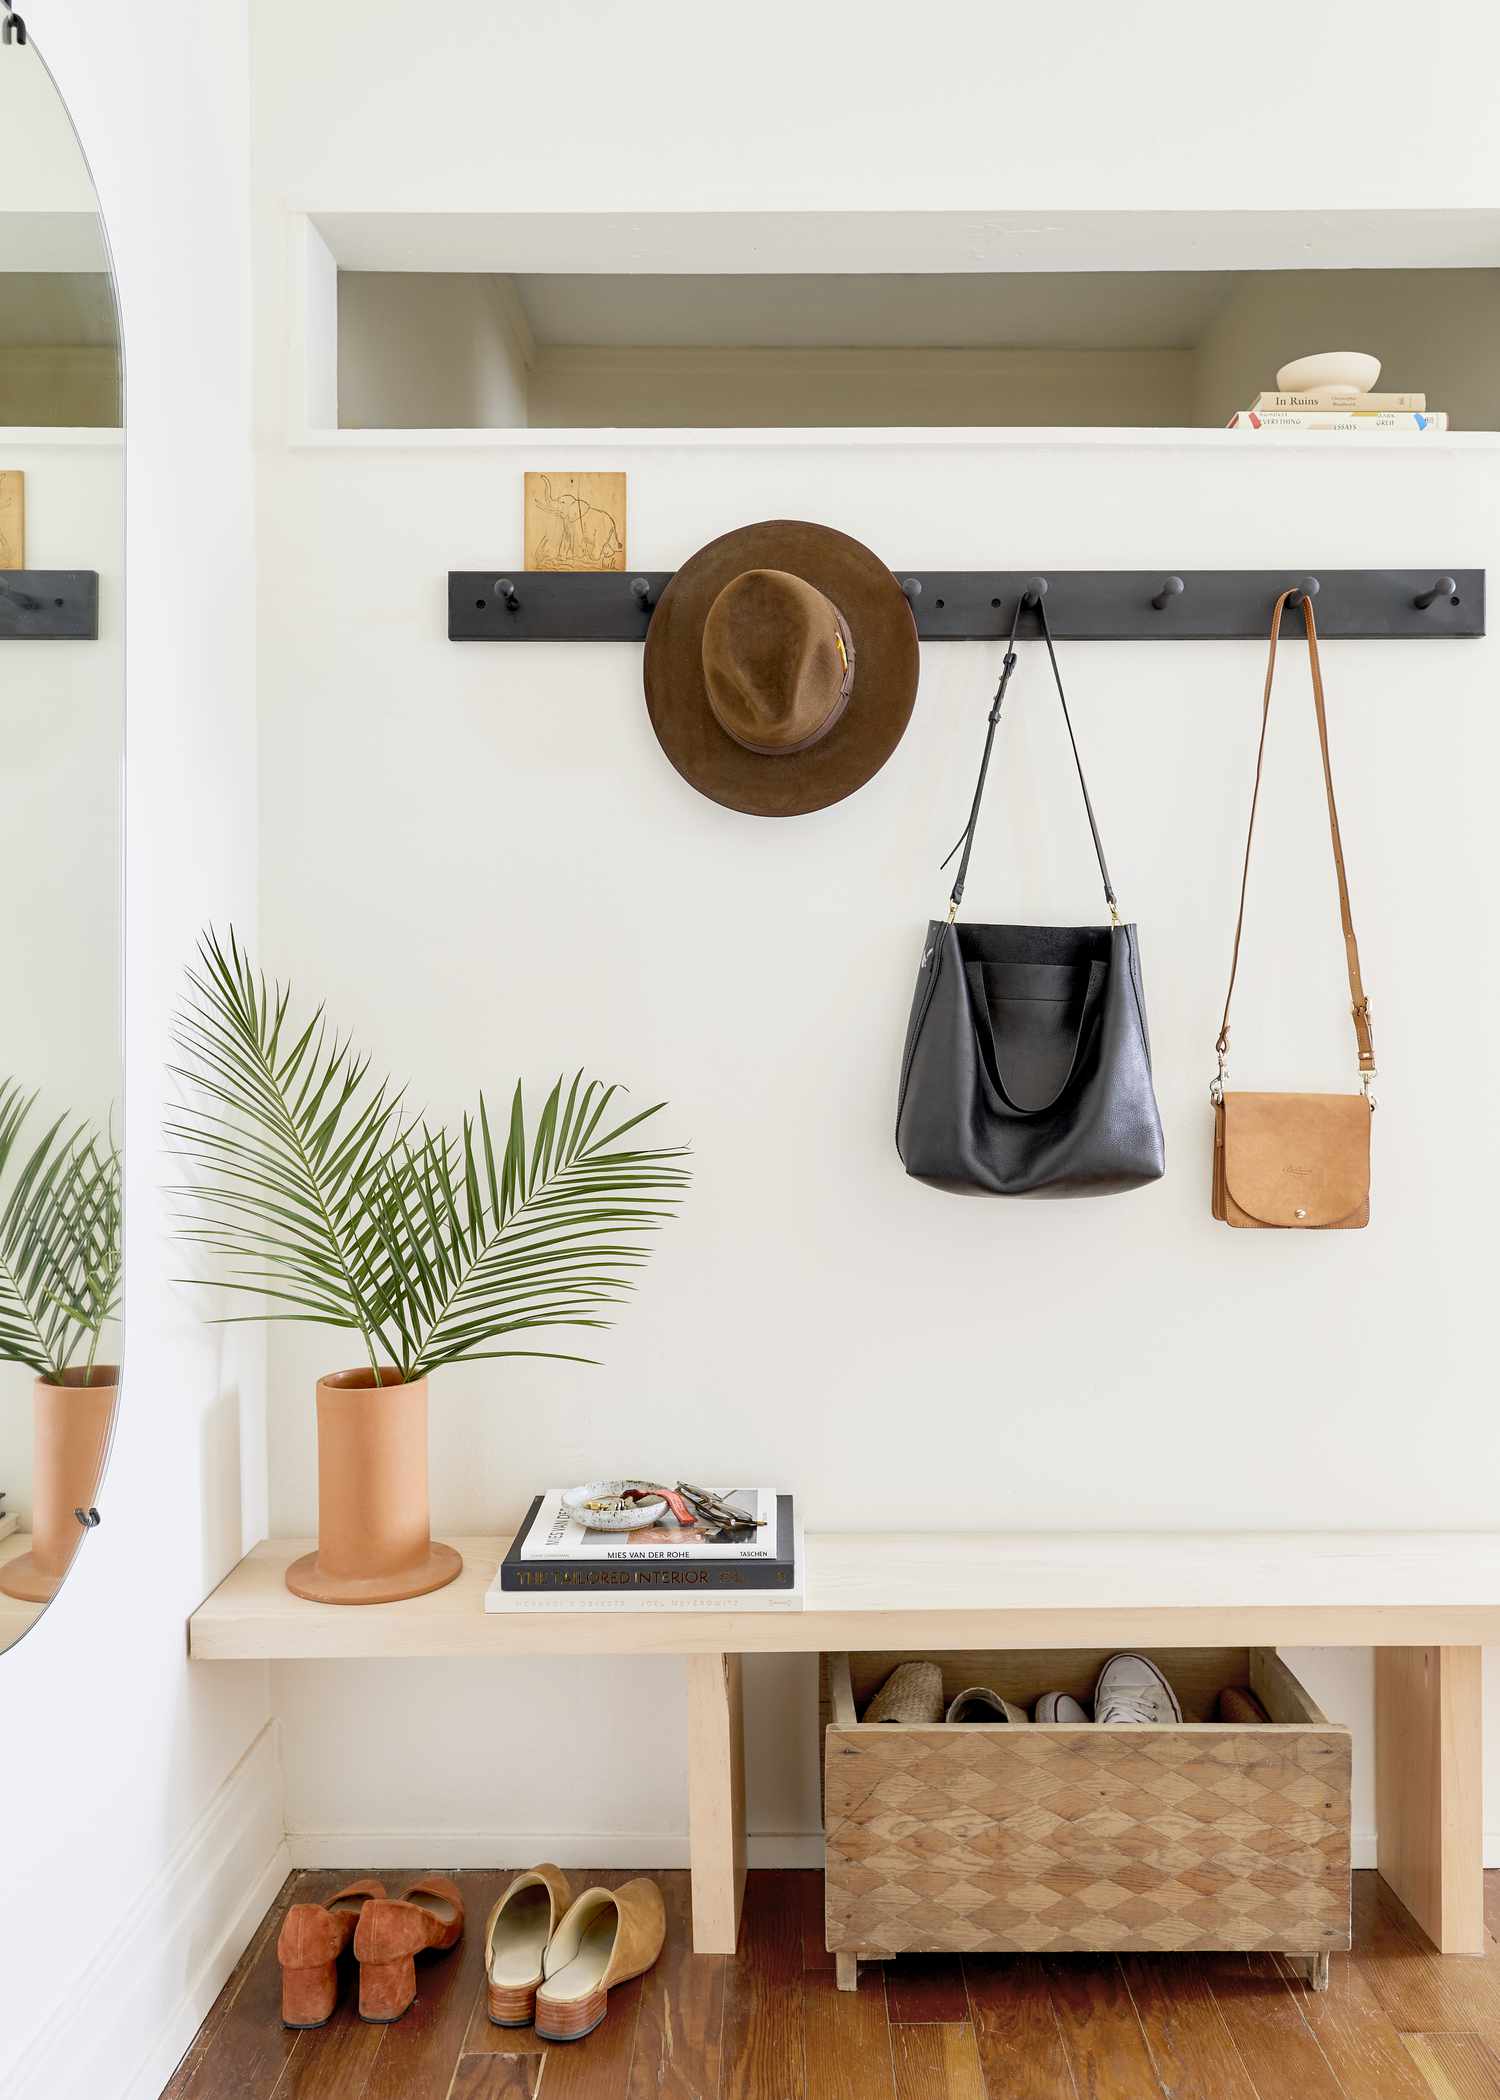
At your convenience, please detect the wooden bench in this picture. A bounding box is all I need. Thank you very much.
[188,1530,1500,1958]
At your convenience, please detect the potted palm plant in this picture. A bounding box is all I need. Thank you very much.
[0,1079,122,1605]
[168,931,689,1605]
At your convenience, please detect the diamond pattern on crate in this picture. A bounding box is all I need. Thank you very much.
[826,1713,1351,1959]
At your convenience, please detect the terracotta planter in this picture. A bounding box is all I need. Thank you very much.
[285,1368,463,1605]
[0,1367,118,1605]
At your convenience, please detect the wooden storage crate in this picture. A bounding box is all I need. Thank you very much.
[824,1647,1350,1991]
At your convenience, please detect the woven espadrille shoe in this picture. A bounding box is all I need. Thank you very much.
[484,1864,573,2027]
[864,1660,944,1724]
[945,1686,1030,1724]
[534,1879,666,2042]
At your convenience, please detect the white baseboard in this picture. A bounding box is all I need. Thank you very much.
[288,1828,825,1871]
[10,1720,288,2100]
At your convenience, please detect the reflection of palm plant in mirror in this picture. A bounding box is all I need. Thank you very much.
[0,1080,122,1384]
[168,930,689,1386]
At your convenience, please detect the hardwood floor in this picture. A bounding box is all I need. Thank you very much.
[162,1869,1500,2100]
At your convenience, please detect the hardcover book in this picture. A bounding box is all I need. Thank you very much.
[1251,391,1426,412]
[487,1491,801,1606]
[1227,410,1447,432]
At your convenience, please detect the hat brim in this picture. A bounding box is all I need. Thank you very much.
[643,520,919,817]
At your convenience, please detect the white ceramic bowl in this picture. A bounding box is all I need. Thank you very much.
[1275,351,1381,394]
[561,1480,669,1531]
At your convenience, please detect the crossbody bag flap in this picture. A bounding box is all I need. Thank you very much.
[1219,1091,1371,1226]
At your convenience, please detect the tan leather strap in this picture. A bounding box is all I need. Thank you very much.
[1216,589,1376,1080]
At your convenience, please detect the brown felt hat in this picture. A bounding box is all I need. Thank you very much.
[643,520,919,816]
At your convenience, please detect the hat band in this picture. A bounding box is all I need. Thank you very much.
[716,606,857,757]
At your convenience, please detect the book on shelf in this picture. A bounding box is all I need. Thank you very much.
[485,1489,803,1610]
[1251,390,1426,412]
[1227,410,1448,432]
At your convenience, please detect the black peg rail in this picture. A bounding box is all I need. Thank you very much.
[448,568,1484,643]
[0,571,99,640]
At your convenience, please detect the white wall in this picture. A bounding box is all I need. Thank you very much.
[254,429,1500,1864]
[3,8,275,2100]
[247,0,1500,1884]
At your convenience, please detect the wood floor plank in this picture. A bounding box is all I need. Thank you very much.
[1204,1954,1345,2100]
[1118,1953,1259,2100]
[1270,1947,1430,2100]
[963,1955,1078,2100]
[170,1869,313,2100]
[1043,1957,1163,2100]
[266,2003,384,2100]
[1356,1876,1500,2032]
[362,1870,504,2100]
[161,1872,303,2099]
[720,1869,806,2100]
[890,2023,986,2100]
[803,1968,894,2100]
[1403,2031,1500,2100]
[535,1974,646,2100]
[798,1867,834,1974]
[448,2056,539,2099]
[886,1956,969,2025]
[627,1870,724,2100]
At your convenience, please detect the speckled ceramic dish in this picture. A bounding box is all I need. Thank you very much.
[561,1480,669,1531]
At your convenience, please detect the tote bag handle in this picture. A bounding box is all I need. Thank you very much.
[942,596,1119,924]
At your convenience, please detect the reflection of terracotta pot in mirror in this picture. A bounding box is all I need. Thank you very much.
[285,1369,463,1606]
[0,1368,119,1605]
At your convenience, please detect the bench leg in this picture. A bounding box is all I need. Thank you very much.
[1376,1646,1484,1954]
[686,1652,746,1954]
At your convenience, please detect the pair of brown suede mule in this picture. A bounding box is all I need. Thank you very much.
[484,1866,666,2043]
[276,1867,665,2044]
[277,1875,464,2027]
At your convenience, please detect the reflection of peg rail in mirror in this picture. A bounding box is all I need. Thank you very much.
[0,573,100,640]
[447,569,1485,643]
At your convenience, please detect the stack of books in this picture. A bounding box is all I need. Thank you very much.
[485,1487,802,1612]
[1227,390,1447,433]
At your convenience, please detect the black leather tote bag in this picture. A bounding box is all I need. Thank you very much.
[896,600,1165,1197]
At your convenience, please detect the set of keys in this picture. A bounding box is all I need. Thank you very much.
[580,1480,766,1536]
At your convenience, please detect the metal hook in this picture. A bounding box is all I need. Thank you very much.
[1022,576,1049,607]
[629,577,654,612]
[1413,574,1458,610]
[897,577,922,603]
[1152,575,1186,611]
[1,10,27,46]
[492,578,520,612]
[73,1506,100,1529]
[1287,576,1321,606]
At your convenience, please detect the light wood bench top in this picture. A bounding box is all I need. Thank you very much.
[187,1531,1500,1659]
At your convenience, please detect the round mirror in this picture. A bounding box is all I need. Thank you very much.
[0,13,123,1652]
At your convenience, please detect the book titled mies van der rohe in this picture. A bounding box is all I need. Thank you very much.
[498,1493,796,1593]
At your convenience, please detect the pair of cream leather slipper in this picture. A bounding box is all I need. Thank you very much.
[484,1866,665,2042]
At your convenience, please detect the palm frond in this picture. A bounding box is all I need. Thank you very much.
[168,929,689,1382]
[0,1078,122,1382]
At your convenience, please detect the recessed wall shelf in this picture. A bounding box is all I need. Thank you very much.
[0,570,99,640]
[449,568,1485,644]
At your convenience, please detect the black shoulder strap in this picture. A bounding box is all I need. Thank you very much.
[943,596,1118,922]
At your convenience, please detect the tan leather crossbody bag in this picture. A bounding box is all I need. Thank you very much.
[1211,590,1376,1229]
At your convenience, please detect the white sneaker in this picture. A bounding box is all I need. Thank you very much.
[945,1686,1029,1724]
[1033,1692,1090,1723]
[1092,1653,1182,1726]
